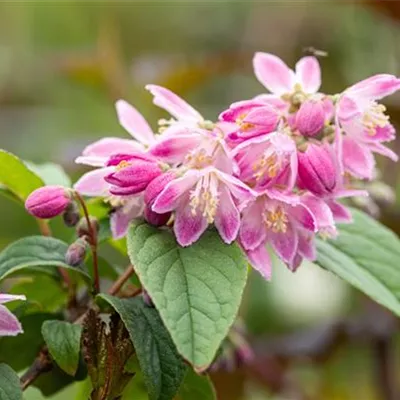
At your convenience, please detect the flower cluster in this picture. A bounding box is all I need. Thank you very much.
[29,52,400,280]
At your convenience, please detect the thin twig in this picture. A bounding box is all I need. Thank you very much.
[74,191,100,294]
[108,265,135,296]
[20,348,52,390]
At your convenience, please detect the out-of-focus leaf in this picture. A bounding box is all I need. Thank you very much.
[316,208,400,316]
[0,236,91,283]
[98,294,186,400]
[86,198,110,220]
[0,313,61,371]
[42,321,82,376]
[0,363,23,400]
[25,161,72,187]
[0,150,44,201]
[127,222,248,371]
[178,368,216,400]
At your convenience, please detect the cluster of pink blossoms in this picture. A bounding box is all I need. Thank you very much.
[72,52,400,279]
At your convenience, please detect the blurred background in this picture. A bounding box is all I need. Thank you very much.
[1,1,400,399]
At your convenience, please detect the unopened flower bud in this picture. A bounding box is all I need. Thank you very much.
[144,206,171,227]
[298,143,338,196]
[76,216,99,238]
[63,201,80,227]
[25,186,71,219]
[65,238,87,266]
[295,100,325,137]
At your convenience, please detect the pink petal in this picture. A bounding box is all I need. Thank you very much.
[297,231,316,261]
[301,194,336,234]
[149,134,201,164]
[0,294,26,304]
[115,100,155,145]
[0,305,23,336]
[253,94,288,111]
[326,200,352,223]
[253,52,295,95]
[110,197,144,239]
[74,167,114,197]
[347,74,400,100]
[75,156,108,167]
[369,142,399,162]
[245,243,272,280]
[295,56,321,93]
[269,223,298,264]
[145,85,202,121]
[152,170,200,213]
[174,196,208,246]
[81,137,144,158]
[291,204,316,232]
[337,96,360,122]
[342,137,375,180]
[239,199,266,250]
[214,185,240,244]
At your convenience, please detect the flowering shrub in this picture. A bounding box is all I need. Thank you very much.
[1,52,400,399]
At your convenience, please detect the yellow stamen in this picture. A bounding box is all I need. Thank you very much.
[263,207,288,233]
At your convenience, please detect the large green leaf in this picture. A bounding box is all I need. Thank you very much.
[42,321,82,376]
[98,294,186,400]
[0,150,44,201]
[0,364,22,400]
[178,369,216,400]
[0,236,91,282]
[25,161,72,187]
[127,222,248,370]
[316,208,400,316]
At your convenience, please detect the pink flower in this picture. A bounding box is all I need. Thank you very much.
[0,294,25,337]
[239,189,317,279]
[233,131,298,192]
[337,74,400,179]
[295,99,325,137]
[219,99,281,143]
[253,52,321,97]
[152,166,254,246]
[25,186,71,219]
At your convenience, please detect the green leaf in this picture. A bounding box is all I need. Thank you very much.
[42,321,82,376]
[25,161,72,187]
[0,150,44,201]
[316,208,400,316]
[98,294,186,400]
[178,369,216,400]
[127,222,248,370]
[0,364,23,400]
[0,236,91,283]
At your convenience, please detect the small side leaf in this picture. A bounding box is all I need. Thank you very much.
[0,364,23,400]
[0,150,44,201]
[178,369,216,400]
[316,208,400,316]
[127,222,248,370]
[98,294,186,400]
[42,321,82,376]
[0,236,91,283]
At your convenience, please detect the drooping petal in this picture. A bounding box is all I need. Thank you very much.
[245,243,272,280]
[75,156,108,167]
[174,196,208,247]
[239,199,266,250]
[0,305,23,337]
[326,200,352,223]
[152,170,200,213]
[269,222,298,264]
[110,197,144,239]
[0,294,26,304]
[253,52,295,95]
[214,185,240,244]
[115,100,155,145]
[369,142,399,162]
[301,194,336,236]
[149,134,201,164]
[342,137,375,180]
[295,56,321,93]
[146,84,203,122]
[74,167,114,197]
[291,204,316,232]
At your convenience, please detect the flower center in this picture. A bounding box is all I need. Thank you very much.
[185,148,213,169]
[263,207,288,233]
[235,113,255,132]
[189,173,219,223]
[362,102,389,136]
[116,160,131,171]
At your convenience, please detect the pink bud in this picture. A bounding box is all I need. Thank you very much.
[105,161,162,196]
[65,238,87,266]
[298,143,337,196]
[144,206,171,227]
[295,100,325,137]
[25,186,71,219]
